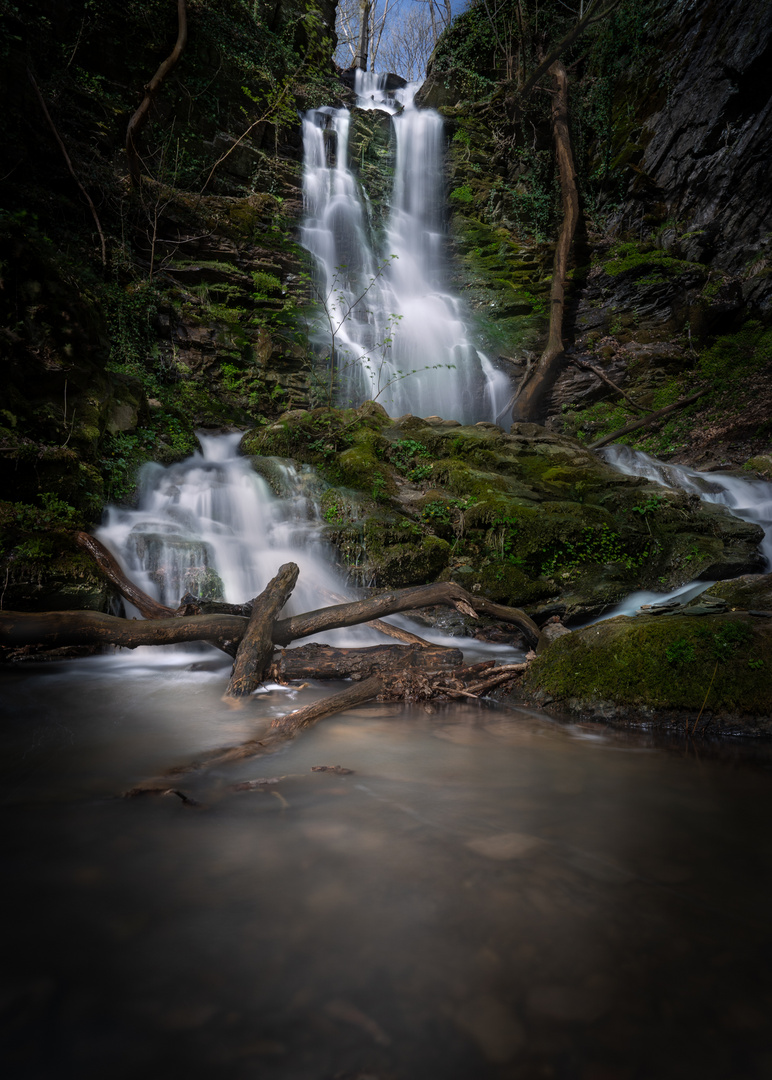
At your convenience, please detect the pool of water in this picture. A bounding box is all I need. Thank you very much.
[2,650,772,1079]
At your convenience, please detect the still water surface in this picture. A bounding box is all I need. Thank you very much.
[2,650,772,1079]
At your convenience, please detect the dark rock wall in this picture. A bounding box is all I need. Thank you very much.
[618,0,772,280]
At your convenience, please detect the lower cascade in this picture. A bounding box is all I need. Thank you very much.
[301,72,511,424]
[94,433,772,642]
[96,433,375,642]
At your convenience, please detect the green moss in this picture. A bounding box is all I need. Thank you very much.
[706,573,772,610]
[601,242,696,278]
[474,561,556,606]
[699,320,772,385]
[526,615,772,714]
[450,184,475,204]
[374,534,452,588]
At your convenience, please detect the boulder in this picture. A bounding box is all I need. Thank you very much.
[524,611,772,733]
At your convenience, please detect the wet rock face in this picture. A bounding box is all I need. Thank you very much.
[706,572,772,610]
[619,0,772,282]
[243,406,764,618]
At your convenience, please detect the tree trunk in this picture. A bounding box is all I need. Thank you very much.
[269,642,464,682]
[0,609,246,652]
[1,578,541,654]
[513,60,579,423]
[354,0,371,70]
[126,0,188,186]
[225,563,299,698]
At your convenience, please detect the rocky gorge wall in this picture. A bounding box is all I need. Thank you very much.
[422,0,772,469]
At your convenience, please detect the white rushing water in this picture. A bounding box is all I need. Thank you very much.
[593,445,772,617]
[301,72,511,423]
[96,433,382,646]
[95,435,772,637]
[600,445,772,564]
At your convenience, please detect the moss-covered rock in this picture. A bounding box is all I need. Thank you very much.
[524,613,772,732]
[241,406,764,614]
[0,550,114,613]
[706,573,772,611]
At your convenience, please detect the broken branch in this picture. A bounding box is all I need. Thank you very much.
[588,389,709,450]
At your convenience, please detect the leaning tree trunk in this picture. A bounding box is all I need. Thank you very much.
[0,580,541,653]
[125,0,188,186]
[225,563,299,698]
[513,60,579,424]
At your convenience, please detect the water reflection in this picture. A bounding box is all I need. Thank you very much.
[1,657,771,1079]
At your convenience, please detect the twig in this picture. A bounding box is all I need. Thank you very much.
[27,70,106,266]
[568,357,647,412]
[691,659,718,737]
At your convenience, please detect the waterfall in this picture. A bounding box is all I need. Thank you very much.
[592,445,772,618]
[300,74,511,424]
[600,445,772,565]
[96,434,374,642]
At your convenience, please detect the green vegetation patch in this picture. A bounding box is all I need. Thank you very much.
[600,242,697,280]
[526,615,772,713]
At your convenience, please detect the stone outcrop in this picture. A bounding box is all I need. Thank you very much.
[243,404,764,620]
[615,0,772,286]
[523,604,772,732]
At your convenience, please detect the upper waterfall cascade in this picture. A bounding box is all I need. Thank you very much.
[301,72,511,424]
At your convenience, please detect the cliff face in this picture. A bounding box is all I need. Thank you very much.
[616,0,772,280]
[423,0,772,467]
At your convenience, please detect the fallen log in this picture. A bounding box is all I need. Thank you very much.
[0,609,247,652]
[270,642,463,682]
[129,675,388,794]
[75,536,540,649]
[469,597,540,644]
[1,581,540,662]
[270,675,385,736]
[125,643,524,796]
[588,389,708,450]
[273,581,541,649]
[1,579,540,657]
[226,562,299,698]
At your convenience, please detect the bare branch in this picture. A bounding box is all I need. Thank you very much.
[28,70,106,267]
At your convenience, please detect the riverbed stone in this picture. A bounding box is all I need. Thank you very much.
[706,573,772,611]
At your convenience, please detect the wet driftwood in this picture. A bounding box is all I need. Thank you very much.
[269,642,464,682]
[3,556,540,798]
[271,581,541,649]
[125,645,528,797]
[1,581,540,654]
[76,532,177,619]
[0,609,247,652]
[226,562,299,698]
